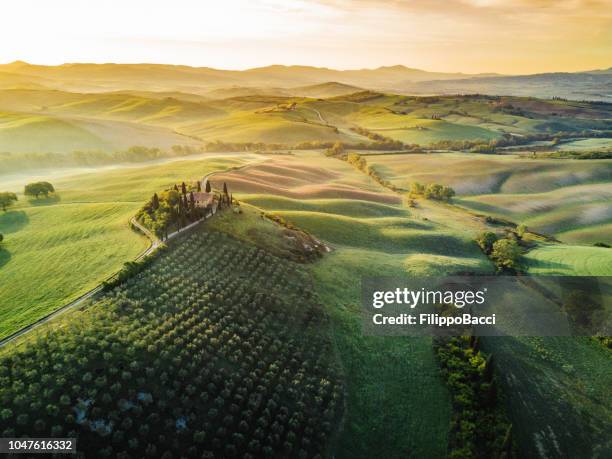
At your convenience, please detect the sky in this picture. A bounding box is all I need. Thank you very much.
[2,0,611,74]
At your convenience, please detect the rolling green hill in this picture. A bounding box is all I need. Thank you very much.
[0,111,112,152]
[366,152,612,244]
[525,244,612,275]
[1,88,610,154]
[211,151,498,457]
[212,150,612,457]
[0,154,252,340]
[2,61,609,101]
[1,62,611,458]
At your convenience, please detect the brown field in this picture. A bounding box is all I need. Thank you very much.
[210,154,401,204]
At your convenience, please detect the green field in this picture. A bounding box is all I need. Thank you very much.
[556,137,612,151]
[0,212,344,458]
[365,152,612,244]
[218,150,612,457]
[213,151,500,457]
[349,151,612,457]
[0,154,253,339]
[1,69,611,458]
[524,244,612,275]
[1,89,610,154]
[482,336,612,458]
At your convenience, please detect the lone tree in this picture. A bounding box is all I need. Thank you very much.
[0,192,17,211]
[24,182,54,198]
[205,180,211,193]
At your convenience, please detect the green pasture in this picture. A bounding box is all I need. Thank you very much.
[524,244,612,276]
[366,152,612,244]
[0,154,251,339]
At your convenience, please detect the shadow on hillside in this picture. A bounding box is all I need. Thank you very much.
[27,194,61,206]
[0,210,29,234]
[481,335,609,459]
[525,257,569,273]
[0,249,11,269]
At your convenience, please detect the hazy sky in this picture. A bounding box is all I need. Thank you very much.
[2,0,611,73]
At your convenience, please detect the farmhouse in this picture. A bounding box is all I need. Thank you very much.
[192,191,213,208]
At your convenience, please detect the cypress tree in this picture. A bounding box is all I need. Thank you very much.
[181,182,187,195]
[197,181,202,192]
[223,183,229,205]
[173,184,179,192]
[205,180,211,193]
[151,193,160,211]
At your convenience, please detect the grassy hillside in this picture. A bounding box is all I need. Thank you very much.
[366,152,612,244]
[1,217,344,458]
[1,63,611,458]
[222,151,612,457]
[524,244,612,275]
[2,62,609,101]
[482,336,612,458]
[211,151,500,458]
[0,111,112,153]
[290,81,364,98]
[1,89,610,154]
[0,155,252,339]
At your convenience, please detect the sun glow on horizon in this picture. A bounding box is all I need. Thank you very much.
[1,0,611,74]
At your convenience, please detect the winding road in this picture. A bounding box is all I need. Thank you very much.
[0,162,259,349]
[305,106,328,125]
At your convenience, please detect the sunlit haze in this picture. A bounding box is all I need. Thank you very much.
[2,0,612,74]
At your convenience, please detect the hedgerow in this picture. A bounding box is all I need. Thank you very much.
[433,335,515,458]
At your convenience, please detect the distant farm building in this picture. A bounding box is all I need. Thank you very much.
[192,192,213,208]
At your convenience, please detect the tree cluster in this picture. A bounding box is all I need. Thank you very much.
[410,182,455,201]
[137,182,209,239]
[475,232,522,272]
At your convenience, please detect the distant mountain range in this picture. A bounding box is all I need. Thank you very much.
[0,61,610,101]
